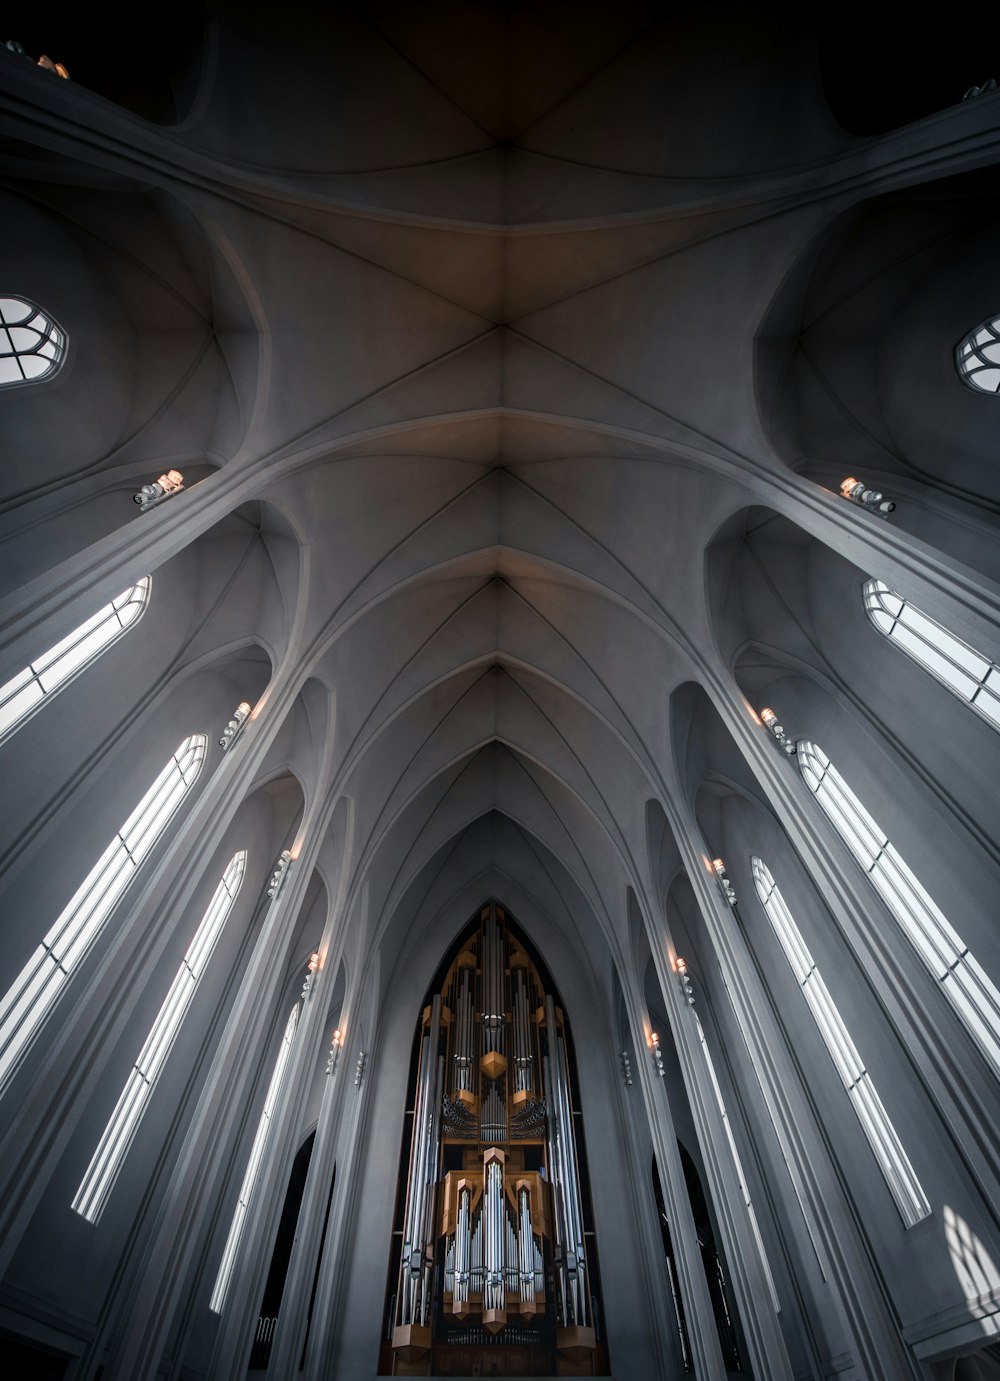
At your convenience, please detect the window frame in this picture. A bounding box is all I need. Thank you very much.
[863,578,1000,731]
[0,732,207,1098]
[0,294,66,388]
[751,856,930,1227]
[72,849,247,1223]
[798,740,1000,1080]
[692,1007,780,1304]
[0,577,152,747]
[956,315,1000,395]
[209,1003,300,1314]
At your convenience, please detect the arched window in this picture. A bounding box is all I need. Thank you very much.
[210,1003,300,1314]
[798,741,1000,1078]
[0,296,65,386]
[751,857,929,1226]
[693,1009,780,1305]
[0,733,207,1096]
[0,577,151,744]
[73,850,247,1223]
[863,578,1000,729]
[956,315,1000,394]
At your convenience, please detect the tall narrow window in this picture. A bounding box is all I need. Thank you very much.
[719,970,826,1277]
[0,733,207,1096]
[863,578,1000,729]
[0,296,65,386]
[751,857,929,1226]
[693,1010,780,1307]
[799,741,1000,1078]
[73,850,247,1223]
[956,315,1000,394]
[210,1003,300,1315]
[0,577,151,744]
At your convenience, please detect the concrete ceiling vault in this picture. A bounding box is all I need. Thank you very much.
[3,0,1000,1001]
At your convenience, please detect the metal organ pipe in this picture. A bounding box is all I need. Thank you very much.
[482,916,504,1052]
[389,906,600,1371]
[454,1188,471,1308]
[484,1154,505,1315]
[397,994,443,1330]
[506,1211,518,1297]
[558,1026,590,1329]
[455,969,472,1092]
[543,995,589,1331]
[518,1187,534,1304]
[513,969,533,1093]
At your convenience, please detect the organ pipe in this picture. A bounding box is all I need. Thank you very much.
[454,1188,471,1309]
[387,902,601,1374]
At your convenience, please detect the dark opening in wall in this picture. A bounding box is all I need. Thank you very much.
[3,2,205,124]
[0,1334,70,1380]
[818,7,1000,135]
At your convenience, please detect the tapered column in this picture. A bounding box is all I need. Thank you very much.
[661,787,924,1380]
[705,661,1000,1197]
[93,757,343,1381]
[0,649,307,1280]
[641,904,795,1381]
[263,1000,351,1381]
[206,893,352,1381]
[628,983,730,1381]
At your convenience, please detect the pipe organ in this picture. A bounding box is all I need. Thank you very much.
[384,903,605,1376]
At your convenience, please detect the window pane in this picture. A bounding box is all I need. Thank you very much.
[0,298,63,386]
[0,297,32,323]
[958,316,1000,393]
[799,744,1000,1079]
[0,679,44,738]
[209,1004,299,1313]
[19,354,51,379]
[72,852,244,1222]
[0,735,206,1097]
[863,577,1000,731]
[752,856,929,1225]
[0,580,151,743]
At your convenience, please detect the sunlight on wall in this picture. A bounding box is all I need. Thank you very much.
[945,1206,1000,1337]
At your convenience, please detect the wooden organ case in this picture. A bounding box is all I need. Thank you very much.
[381,904,607,1377]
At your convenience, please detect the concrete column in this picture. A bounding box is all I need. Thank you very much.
[641,891,796,1381]
[704,662,1000,1200]
[624,976,731,1381]
[662,788,924,1380]
[86,720,339,1381]
[264,983,356,1381]
[0,649,308,1279]
[207,902,352,1381]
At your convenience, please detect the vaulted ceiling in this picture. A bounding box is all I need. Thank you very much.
[3,0,997,998]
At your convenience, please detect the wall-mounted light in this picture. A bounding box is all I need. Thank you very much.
[36,54,70,78]
[4,41,70,78]
[839,477,895,518]
[326,1027,343,1076]
[267,850,292,900]
[301,951,320,1000]
[712,858,737,907]
[649,1031,666,1078]
[134,469,184,512]
[675,957,696,1007]
[219,702,251,751]
[620,1050,633,1087]
[354,1049,367,1089]
[760,707,797,757]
